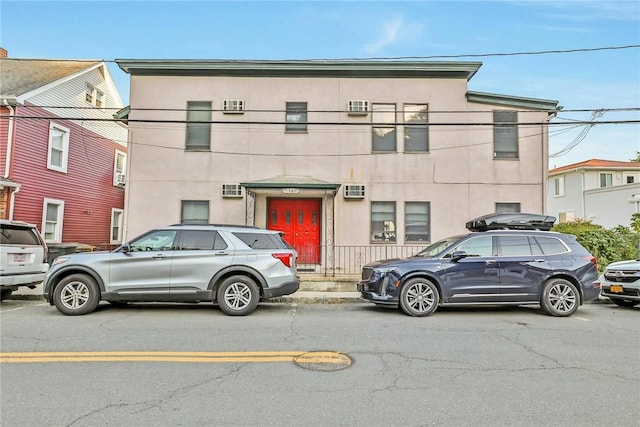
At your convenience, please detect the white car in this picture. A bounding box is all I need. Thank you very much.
[0,220,49,300]
[600,259,640,307]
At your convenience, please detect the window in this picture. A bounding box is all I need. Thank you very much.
[114,150,126,186]
[186,101,212,150]
[600,173,613,188]
[110,208,123,244]
[372,103,396,151]
[404,104,428,152]
[627,176,635,184]
[493,111,518,159]
[371,202,396,242]
[450,235,494,257]
[85,83,105,108]
[181,200,209,224]
[47,122,70,173]
[176,230,227,250]
[405,202,430,242]
[42,198,64,243]
[535,236,569,255]
[496,202,521,213]
[554,176,565,197]
[233,232,289,250]
[498,235,534,256]
[129,229,177,252]
[286,102,307,132]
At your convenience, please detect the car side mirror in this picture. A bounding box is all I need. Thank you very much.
[120,243,131,253]
[451,251,469,262]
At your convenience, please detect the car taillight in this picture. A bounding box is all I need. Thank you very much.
[272,253,292,268]
[584,255,598,270]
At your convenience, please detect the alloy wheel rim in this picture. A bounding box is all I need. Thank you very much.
[406,283,435,313]
[223,282,252,310]
[60,282,89,310]
[549,283,576,313]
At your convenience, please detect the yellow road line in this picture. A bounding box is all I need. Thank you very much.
[0,351,347,364]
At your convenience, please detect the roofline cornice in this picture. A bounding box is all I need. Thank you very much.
[115,59,482,80]
[467,90,560,111]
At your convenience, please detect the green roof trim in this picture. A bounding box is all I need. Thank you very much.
[241,175,341,190]
[113,105,130,121]
[467,91,560,111]
[116,59,482,80]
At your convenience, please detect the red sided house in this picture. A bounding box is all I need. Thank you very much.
[0,49,128,251]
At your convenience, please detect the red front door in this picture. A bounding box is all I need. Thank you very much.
[268,198,321,264]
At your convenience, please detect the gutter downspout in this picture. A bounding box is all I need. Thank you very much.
[3,100,14,178]
[8,185,20,220]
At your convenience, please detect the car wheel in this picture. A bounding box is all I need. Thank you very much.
[610,298,639,308]
[217,275,259,316]
[399,278,439,317]
[541,278,579,317]
[53,274,100,315]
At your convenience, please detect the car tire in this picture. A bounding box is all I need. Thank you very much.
[609,298,639,308]
[541,278,579,317]
[53,274,101,316]
[217,275,260,316]
[399,278,439,317]
[0,289,13,301]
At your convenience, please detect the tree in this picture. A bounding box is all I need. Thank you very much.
[632,151,640,162]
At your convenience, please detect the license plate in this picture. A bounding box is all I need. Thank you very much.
[610,285,624,293]
[11,253,27,264]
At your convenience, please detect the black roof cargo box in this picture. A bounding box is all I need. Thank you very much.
[466,213,556,232]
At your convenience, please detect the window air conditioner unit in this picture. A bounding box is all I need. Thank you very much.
[222,184,243,198]
[115,173,126,186]
[223,99,245,113]
[347,100,369,115]
[344,185,365,199]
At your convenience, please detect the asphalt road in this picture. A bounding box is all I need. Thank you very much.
[1,299,638,427]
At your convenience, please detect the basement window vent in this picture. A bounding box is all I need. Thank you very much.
[222,184,243,197]
[344,185,365,199]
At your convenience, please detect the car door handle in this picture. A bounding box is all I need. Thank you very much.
[533,259,546,263]
[153,254,165,259]
[484,259,497,265]
[214,252,229,256]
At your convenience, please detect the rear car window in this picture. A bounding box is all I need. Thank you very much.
[232,232,288,250]
[0,225,41,246]
[534,236,569,255]
[177,230,228,250]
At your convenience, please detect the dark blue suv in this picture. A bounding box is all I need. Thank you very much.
[358,214,600,317]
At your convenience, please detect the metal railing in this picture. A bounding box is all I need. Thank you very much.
[297,245,427,276]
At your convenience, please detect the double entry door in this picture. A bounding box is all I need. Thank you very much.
[268,198,321,264]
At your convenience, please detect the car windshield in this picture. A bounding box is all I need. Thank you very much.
[413,236,461,258]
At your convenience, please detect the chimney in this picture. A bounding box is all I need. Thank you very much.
[0,48,7,59]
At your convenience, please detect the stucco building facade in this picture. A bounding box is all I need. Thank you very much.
[117,59,558,274]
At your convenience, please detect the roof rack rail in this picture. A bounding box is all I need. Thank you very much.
[466,213,556,232]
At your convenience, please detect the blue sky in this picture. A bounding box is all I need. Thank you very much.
[2,0,639,167]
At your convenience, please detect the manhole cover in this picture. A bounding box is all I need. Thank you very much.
[293,351,353,371]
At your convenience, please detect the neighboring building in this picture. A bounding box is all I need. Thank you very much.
[548,159,640,229]
[116,59,559,274]
[0,48,128,249]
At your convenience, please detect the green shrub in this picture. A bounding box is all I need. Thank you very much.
[552,220,639,270]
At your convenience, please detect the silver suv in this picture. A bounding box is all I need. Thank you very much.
[43,224,299,316]
[1,220,49,300]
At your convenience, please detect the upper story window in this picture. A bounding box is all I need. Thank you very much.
[372,103,396,152]
[47,122,70,173]
[186,101,212,150]
[110,208,124,244]
[493,111,518,159]
[286,102,307,132]
[600,173,613,188]
[181,200,209,224]
[496,202,521,213]
[404,104,428,152]
[85,83,105,108]
[114,150,126,186]
[554,176,565,197]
